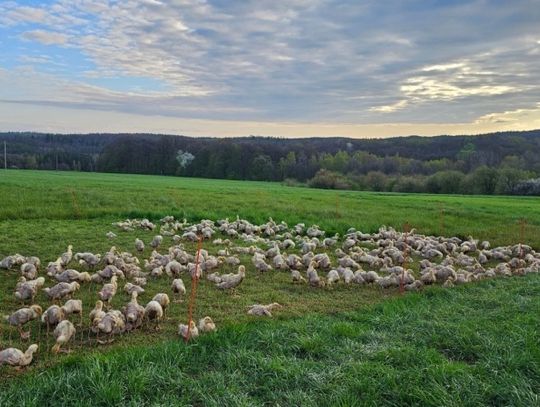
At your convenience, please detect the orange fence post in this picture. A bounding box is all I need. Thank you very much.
[185,235,203,342]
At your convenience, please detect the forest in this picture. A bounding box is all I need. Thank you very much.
[1,130,540,195]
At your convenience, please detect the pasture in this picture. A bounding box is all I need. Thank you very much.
[0,170,539,406]
[1,170,540,249]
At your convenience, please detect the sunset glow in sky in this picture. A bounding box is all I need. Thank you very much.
[1,1,540,138]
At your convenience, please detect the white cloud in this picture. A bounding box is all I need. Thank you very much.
[369,100,408,113]
[400,77,516,100]
[421,63,466,72]
[1,5,48,25]
[475,103,540,125]
[17,55,52,64]
[21,30,68,45]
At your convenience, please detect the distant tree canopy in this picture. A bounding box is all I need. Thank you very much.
[1,130,540,195]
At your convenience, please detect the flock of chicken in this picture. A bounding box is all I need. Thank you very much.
[1,215,539,369]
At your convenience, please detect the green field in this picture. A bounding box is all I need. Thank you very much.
[1,170,539,406]
[1,170,540,249]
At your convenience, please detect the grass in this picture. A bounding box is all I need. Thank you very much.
[0,275,538,406]
[0,169,539,405]
[1,169,539,248]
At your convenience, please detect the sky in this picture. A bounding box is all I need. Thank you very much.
[0,0,539,138]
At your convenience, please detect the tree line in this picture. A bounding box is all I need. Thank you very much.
[1,130,539,195]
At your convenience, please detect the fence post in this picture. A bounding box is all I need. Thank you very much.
[185,235,203,342]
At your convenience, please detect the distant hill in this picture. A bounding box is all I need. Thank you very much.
[1,130,539,195]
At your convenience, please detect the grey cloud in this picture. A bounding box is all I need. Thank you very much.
[1,0,540,127]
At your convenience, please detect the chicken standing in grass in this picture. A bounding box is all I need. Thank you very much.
[179,320,199,340]
[150,235,163,249]
[152,293,170,318]
[171,278,186,302]
[342,268,354,284]
[96,310,126,344]
[52,320,76,353]
[123,291,145,331]
[41,305,66,334]
[15,277,45,303]
[206,272,222,284]
[198,316,216,333]
[76,252,101,268]
[247,303,282,317]
[62,299,83,326]
[60,245,73,267]
[99,275,118,308]
[252,255,273,272]
[135,238,145,253]
[144,300,163,331]
[0,344,38,369]
[89,300,106,333]
[405,280,424,292]
[5,305,42,339]
[124,282,145,295]
[291,269,306,283]
[307,261,325,287]
[420,269,436,285]
[46,258,63,277]
[215,265,245,293]
[20,262,38,279]
[133,277,147,287]
[165,260,184,277]
[54,269,91,283]
[44,281,80,302]
[326,269,340,286]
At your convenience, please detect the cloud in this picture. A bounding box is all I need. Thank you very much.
[0,67,259,120]
[0,0,539,135]
[369,100,408,113]
[1,5,48,25]
[475,103,540,125]
[21,30,68,45]
[367,52,537,117]
[421,63,466,72]
[17,55,52,64]
[400,77,516,100]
